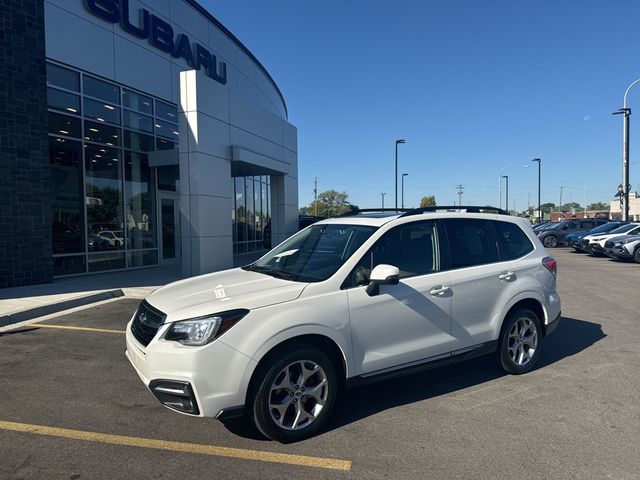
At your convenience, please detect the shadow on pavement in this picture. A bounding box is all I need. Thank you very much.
[224,316,604,440]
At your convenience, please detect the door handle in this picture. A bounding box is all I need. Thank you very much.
[429,285,450,296]
[499,271,516,281]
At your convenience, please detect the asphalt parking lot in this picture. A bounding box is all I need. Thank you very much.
[1,248,639,480]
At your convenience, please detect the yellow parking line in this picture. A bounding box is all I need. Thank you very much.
[36,324,125,334]
[0,420,351,471]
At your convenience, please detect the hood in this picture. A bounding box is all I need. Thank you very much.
[607,234,640,243]
[145,268,308,322]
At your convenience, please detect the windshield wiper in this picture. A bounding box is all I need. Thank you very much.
[247,265,297,281]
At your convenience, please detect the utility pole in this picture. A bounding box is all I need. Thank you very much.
[456,184,464,206]
[313,177,318,216]
[559,186,565,214]
[381,192,386,209]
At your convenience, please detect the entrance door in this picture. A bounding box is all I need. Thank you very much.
[159,193,180,264]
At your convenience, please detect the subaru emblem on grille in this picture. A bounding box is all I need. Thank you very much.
[139,312,148,324]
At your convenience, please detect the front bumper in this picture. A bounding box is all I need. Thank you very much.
[125,321,257,418]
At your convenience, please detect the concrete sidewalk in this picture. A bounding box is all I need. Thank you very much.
[0,265,182,328]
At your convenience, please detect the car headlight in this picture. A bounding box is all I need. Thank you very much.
[618,238,639,245]
[164,309,249,346]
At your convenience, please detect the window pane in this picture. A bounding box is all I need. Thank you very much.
[84,98,120,124]
[124,130,154,151]
[123,89,153,115]
[156,138,176,150]
[49,137,84,254]
[83,76,120,104]
[245,178,255,241]
[53,255,86,276]
[235,178,246,241]
[157,165,179,191]
[84,120,121,146]
[49,112,81,138]
[124,110,153,133]
[85,144,124,252]
[47,63,79,91]
[89,252,125,272]
[491,221,534,261]
[125,152,156,249]
[127,250,158,268]
[155,119,180,140]
[156,100,178,123]
[48,88,81,115]
[443,219,499,269]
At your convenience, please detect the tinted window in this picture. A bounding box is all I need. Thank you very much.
[443,219,499,268]
[580,221,594,229]
[348,221,439,287]
[47,63,79,91]
[491,221,534,260]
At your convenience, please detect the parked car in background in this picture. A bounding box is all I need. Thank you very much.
[570,222,625,252]
[582,223,640,255]
[537,219,607,248]
[604,234,640,262]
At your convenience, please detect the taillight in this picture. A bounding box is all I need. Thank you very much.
[542,256,557,276]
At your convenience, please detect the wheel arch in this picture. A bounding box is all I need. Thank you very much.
[498,296,546,340]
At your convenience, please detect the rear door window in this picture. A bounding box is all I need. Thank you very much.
[442,219,499,269]
[491,221,534,261]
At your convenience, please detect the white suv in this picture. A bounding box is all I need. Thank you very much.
[126,207,561,442]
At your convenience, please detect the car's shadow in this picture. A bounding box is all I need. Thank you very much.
[223,316,604,440]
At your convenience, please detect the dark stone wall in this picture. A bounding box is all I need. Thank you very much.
[0,0,52,288]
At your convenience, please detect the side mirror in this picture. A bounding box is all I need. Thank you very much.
[366,264,400,296]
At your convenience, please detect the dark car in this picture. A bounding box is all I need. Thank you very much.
[262,215,326,249]
[569,222,625,252]
[537,218,608,248]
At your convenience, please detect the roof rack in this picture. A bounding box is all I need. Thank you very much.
[337,208,410,217]
[399,206,510,217]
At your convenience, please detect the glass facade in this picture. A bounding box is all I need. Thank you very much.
[233,176,271,254]
[47,62,179,276]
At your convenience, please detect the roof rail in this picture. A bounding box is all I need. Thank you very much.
[399,205,510,218]
[337,208,410,217]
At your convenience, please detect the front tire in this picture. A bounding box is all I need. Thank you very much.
[498,309,543,374]
[249,346,337,443]
[634,247,640,264]
[542,235,558,248]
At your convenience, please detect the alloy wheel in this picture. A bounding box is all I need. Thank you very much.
[507,317,538,366]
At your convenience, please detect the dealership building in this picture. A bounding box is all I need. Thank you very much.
[0,0,299,288]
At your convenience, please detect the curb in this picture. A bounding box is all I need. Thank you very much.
[0,289,125,328]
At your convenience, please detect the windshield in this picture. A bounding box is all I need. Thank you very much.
[587,223,619,234]
[610,224,639,235]
[245,224,377,282]
[546,223,564,230]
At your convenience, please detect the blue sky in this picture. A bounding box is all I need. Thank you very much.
[202,0,640,211]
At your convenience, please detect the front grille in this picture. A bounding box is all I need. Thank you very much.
[131,300,166,347]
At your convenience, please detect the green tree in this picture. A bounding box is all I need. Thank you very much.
[419,195,437,207]
[560,202,581,212]
[539,202,556,214]
[587,201,609,211]
[308,189,353,217]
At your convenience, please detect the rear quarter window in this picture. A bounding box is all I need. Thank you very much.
[491,221,534,260]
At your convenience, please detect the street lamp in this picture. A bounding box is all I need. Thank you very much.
[395,139,405,211]
[498,164,529,209]
[613,78,640,222]
[401,173,408,209]
[532,158,541,223]
[381,192,386,209]
[501,175,509,212]
[615,183,624,216]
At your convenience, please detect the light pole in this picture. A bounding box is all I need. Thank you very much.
[381,192,386,209]
[501,175,509,212]
[395,139,405,211]
[613,79,640,222]
[401,173,408,209]
[498,164,529,209]
[532,158,541,223]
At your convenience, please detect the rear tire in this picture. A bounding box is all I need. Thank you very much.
[543,235,558,248]
[249,346,337,443]
[498,308,543,375]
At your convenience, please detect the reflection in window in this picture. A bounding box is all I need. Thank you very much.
[83,76,120,104]
[123,89,153,115]
[127,250,158,268]
[84,98,120,124]
[125,152,156,250]
[49,137,84,254]
[124,110,153,133]
[49,112,81,138]
[53,256,86,276]
[47,64,80,91]
[48,88,81,115]
[124,130,154,151]
[84,120,121,146]
[157,165,179,192]
[85,144,123,253]
[156,138,175,150]
[156,100,178,123]
[89,252,126,272]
